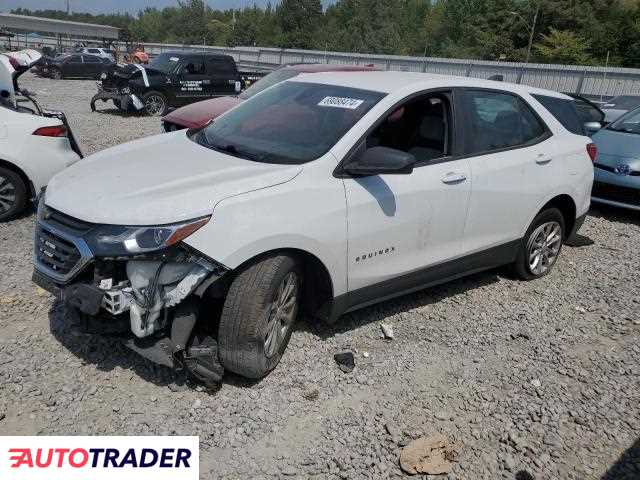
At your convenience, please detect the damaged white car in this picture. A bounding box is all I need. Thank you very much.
[34,72,593,385]
[0,50,82,221]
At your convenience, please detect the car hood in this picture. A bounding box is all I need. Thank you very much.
[45,131,302,225]
[593,128,640,169]
[163,96,243,129]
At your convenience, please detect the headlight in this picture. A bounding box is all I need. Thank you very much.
[90,216,210,256]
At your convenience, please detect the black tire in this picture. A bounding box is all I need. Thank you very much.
[142,91,168,116]
[113,99,124,111]
[513,208,565,280]
[0,167,28,222]
[218,254,302,379]
[50,68,63,80]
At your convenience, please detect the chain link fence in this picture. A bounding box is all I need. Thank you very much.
[143,43,640,99]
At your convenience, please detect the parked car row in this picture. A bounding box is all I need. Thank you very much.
[1,48,636,387]
[0,50,82,222]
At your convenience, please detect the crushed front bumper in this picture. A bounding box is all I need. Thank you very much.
[90,84,143,112]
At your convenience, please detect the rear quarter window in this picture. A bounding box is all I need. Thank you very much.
[532,94,584,135]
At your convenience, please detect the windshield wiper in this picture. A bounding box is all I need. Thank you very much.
[608,126,640,134]
[198,133,266,162]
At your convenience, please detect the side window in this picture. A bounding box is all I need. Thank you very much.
[182,58,206,76]
[208,57,237,75]
[69,55,82,62]
[533,94,590,135]
[88,48,101,54]
[463,90,547,154]
[367,94,452,163]
[82,55,101,64]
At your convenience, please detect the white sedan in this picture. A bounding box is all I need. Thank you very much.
[0,50,82,221]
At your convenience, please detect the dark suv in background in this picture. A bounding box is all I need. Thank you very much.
[91,51,245,116]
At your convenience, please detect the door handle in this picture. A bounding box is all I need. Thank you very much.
[441,172,467,184]
[535,153,552,165]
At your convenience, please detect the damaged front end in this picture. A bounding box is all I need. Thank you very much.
[90,65,145,113]
[32,198,228,387]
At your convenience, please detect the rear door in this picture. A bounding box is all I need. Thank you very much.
[458,88,558,254]
[205,56,240,97]
[64,55,84,77]
[81,55,102,78]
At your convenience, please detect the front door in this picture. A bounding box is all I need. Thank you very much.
[344,91,471,295]
[175,56,209,104]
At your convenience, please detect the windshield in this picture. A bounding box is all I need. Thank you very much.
[608,107,640,134]
[238,68,299,100]
[148,53,181,74]
[196,81,385,164]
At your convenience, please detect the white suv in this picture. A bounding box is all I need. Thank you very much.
[33,72,594,384]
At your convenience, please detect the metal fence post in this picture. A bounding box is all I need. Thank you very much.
[386,59,391,71]
[575,70,587,95]
[466,63,473,77]
[516,67,524,84]
[279,48,284,65]
[422,59,428,73]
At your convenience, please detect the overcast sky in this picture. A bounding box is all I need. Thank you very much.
[0,1,305,15]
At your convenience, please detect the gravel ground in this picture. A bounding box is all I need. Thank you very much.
[0,73,639,480]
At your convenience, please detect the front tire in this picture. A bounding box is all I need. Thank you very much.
[50,68,63,80]
[218,254,301,379]
[142,91,168,116]
[513,208,565,280]
[0,167,27,222]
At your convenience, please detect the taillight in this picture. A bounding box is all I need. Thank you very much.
[586,143,597,162]
[33,125,68,137]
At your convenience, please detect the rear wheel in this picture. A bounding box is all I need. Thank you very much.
[218,254,301,379]
[50,68,63,80]
[0,167,27,222]
[513,208,565,280]
[142,91,168,116]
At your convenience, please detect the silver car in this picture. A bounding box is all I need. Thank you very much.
[591,107,640,210]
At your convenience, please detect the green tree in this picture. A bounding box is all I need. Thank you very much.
[277,0,323,49]
[533,28,592,64]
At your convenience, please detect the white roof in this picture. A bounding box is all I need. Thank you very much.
[293,70,570,99]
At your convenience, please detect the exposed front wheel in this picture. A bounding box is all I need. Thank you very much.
[0,167,28,222]
[513,208,565,280]
[142,91,168,116]
[218,254,301,379]
[51,68,63,80]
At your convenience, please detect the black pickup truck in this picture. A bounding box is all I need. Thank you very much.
[91,51,258,116]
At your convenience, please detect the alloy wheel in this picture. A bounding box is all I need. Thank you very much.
[264,272,299,358]
[144,95,165,116]
[0,174,17,216]
[527,221,562,276]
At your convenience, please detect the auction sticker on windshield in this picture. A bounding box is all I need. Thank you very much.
[0,436,199,480]
[318,96,364,109]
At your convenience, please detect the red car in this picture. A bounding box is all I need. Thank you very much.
[161,63,377,132]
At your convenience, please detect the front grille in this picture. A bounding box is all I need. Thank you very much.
[43,206,93,234]
[592,181,640,207]
[35,226,82,276]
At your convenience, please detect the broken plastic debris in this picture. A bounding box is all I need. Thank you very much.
[334,351,355,373]
[381,323,395,340]
[399,433,459,475]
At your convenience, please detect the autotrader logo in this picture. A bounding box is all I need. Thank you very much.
[0,436,199,480]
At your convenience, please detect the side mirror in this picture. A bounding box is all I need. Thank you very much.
[584,121,602,135]
[343,146,415,176]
